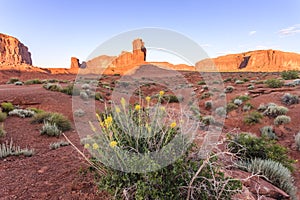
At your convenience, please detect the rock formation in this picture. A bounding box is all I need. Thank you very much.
[196,50,300,72]
[70,57,80,69]
[0,33,32,65]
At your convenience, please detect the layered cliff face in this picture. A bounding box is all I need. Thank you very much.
[196,50,300,72]
[0,33,32,65]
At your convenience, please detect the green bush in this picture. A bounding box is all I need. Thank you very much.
[60,84,80,96]
[202,115,215,125]
[223,78,232,83]
[233,95,250,102]
[205,100,213,109]
[265,79,283,88]
[95,92,104,101]
[32,112,71,131]
[240,158,297,200]
[1,102,14,113]
[224,86,234,93]
[24,79,42,85]
[260,126,277,140]
[235,80,244,84]
[281,70,299,80]
[197,80,206,85]
[6,77,19,84]
[281,93,299,105]
[274,115,291,126]
[226,103,238,112]
[43,83,62,91]
[243,111,263,125]
[200,92,212,99]
[28,107,45,114]
[263,103,288,117]
[228,133,295,171]
[0,112,7,122]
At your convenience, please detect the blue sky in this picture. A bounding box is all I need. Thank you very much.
[1,0,300,67]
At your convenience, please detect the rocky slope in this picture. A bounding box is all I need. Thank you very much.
[196,50,300,72]
[0,33,32,65]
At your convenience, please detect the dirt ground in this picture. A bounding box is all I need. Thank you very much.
[0,70,299,199]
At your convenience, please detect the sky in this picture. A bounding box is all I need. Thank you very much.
[1,0,300,68]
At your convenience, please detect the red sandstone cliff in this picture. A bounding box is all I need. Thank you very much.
[0,33,32,65]
[196,50,300,72]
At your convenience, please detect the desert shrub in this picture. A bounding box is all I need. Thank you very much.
[228,133,295,171]
[80,91,89,100]
[215,107,226,116]
[233,95,250,102]
[226,103,238,112]
[0,112,7,122]
[94,92,104,101]
[295,132,300,151]
[0,139,34,158]
[40,122,61,136]
[197,80,206,85]
[8,109,35,118]
[223,78,232,83]
[200,92,212,99]
[14,81,24,85]
[49,140,69,150]
[6,77,19,84]
[281,70,299,80]
[281,93,299,105]
[24,79,42,85]
[202,115,215,125]
[240,158,297,200]
[235,80,244,84]
[43,83,62,91]
[1,102,14,113]
[32,112,71,131]
[257,103,267,112]
[233,99,243,106]
[202,85,208,90]
[263,104,288,117]
[247,85,254,90]
[274,115,291,126]
[86,97,241,199]
[60,84,80,96]
[164,95,183,103]
[28,107,45,114]
[242,78,249,82]
[205,100,213,109]
[224,86,234,93]
[81,83,91,90]
[243,111,263,125]
[265,78,283,88]
[0,124,6,138]
[74,109,85,117]
[260,126,277,140]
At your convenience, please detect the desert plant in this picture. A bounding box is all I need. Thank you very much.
[240,158,297,200]
[215,107,226,116]
[49,140,70,150]
[81,83,91,90]
[0,139,34,158]
[60,84,80,96]
[202,115,215,125]
[233,99,243,106]
[260,126,277,140]
[228,133,295,171]
[8,109,35,118]
[24,79,42,85]
[224,86,234,93]
[6,77,19,84]
[223,78,232,83]
[247,85,254,90]
[1,102,14,113]
[80,91,89,100]
[0,124,6,138]
[14,81,24,85]
[243,111,263,125]
[40,122,61,136]
[265,78,283,88]
[234,95,250,102]
[0,112,7,122]
[226,103,238,112]
[164,95,183,103]
[200,92,212,99]
[28,107,45,114]
[32,112,71,131]
[274,115,291,126]
[281,93,299,105]
[74,109,85,117]
[257,103,267,112]
[281,70,299,80]
[235,80,244,84]
[295,131,300,151]
[197,80,206,85]
[263,104,288,117]
[205,100,213,109]
[43,83,62,91]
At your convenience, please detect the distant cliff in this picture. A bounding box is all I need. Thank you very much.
[0,33,32,65]
[196,50,300,72]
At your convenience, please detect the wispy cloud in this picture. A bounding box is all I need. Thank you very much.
[278,24,300,37]
[249,31,257,36]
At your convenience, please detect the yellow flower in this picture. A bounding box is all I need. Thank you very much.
[120,97,126,108]
[109,141,118,148]
[135,104,141,111]
[89,121,97,132]
[159,91,165,96]
[115,106,121,113]
[159,106,165,112]
[170,122,177,128]
[145,96,151,102]
[104,116,113,127]
[84,143,90,149]
[92,143,99,149]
